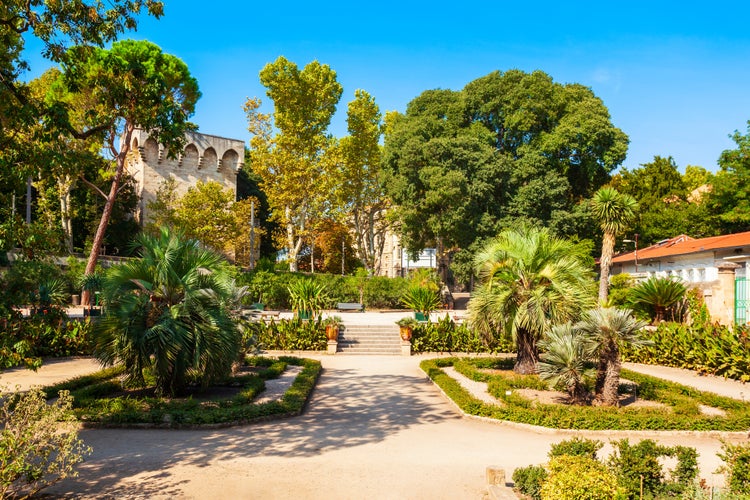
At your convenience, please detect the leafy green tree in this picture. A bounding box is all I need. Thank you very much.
[591,187,637,304]
[575,307,647,406]
[57,39,200,302]
[383,70,628,282]
[707,121,750,233]
[468,226,595,374]
[611,156,719,246]
[245,57,343,271]
[93,228,244,397]
[146,179,263,266]
[338,89,390,275]
[0,1,163,182]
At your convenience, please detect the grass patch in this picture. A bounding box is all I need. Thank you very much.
[422,357,750,431]
[41,356,321,428]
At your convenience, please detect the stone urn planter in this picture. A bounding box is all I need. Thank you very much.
[396,317,418,341]
[323,316,342,341]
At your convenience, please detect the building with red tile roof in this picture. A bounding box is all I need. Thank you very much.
[611,231,750,325]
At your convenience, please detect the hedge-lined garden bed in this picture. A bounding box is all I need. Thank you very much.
[422,357,750,431]
[42,356,321,428]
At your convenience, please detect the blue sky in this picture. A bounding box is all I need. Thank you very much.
[23,1,750,172]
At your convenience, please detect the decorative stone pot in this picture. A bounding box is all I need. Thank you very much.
[399,325,413,341]
[325,324,339,341]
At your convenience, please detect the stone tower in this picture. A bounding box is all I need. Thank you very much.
[126,128,245,224]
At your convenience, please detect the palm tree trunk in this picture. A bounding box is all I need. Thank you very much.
[514,328,539,374]
[598,231,615,305]
[598,344,622,406]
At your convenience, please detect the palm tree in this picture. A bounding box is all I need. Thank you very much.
[92,228,245,397]
[538,324,596,404]
[591,187,638,305]
[576,307,648,406]
[628,276,687,323]
[468,226,595,374]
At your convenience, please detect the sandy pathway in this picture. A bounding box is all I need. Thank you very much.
[8,355,735,499]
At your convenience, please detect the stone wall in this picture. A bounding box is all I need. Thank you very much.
[126,128,244,224]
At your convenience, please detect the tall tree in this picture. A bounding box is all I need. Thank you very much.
[26,67,107,253]
[0,1,164,173]
[383,70,628,283]
[706,121,750,233]
[338,89,389,275]
[591,187,637,305]
[468,226,595,374]
[58,39,200,303]
[245,57,343,271]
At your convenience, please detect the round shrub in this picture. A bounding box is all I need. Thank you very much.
[540,455,620,500]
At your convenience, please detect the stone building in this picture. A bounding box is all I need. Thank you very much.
[125,128,245,224]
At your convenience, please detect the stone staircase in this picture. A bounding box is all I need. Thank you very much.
[336,324,402,355]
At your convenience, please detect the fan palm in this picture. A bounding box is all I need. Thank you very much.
[468,226,595,374]
[576,307,648,406]
[628,276,687,323]
[92,228,245,397]
[591,187,638,305]
[538,324,596,404]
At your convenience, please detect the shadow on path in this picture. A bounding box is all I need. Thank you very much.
[49,361,458,497]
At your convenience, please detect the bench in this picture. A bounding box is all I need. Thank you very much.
[336,302,364,312]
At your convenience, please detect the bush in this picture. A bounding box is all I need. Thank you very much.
[238,270,410,310]
[247,317,327,351]
[540,455,619,500]
[0,313,92,369]
[0,387,91,498]
[623,320,750,382]
[411,314,510,353]
[512,465,547,500]
[718,441,750,496]
[548,437,603,460]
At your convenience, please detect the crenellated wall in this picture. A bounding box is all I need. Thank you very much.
[126,128,245,224]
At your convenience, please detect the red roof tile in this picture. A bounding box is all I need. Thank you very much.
[612,231,750,263]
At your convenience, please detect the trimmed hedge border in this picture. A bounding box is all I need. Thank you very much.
[42,356,321,429]
[421,357,750,431]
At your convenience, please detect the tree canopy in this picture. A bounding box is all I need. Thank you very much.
[382,69,628,281]
[245,56,343,271]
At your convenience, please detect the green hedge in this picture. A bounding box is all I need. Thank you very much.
[411,314,514,354]
[238,270,409,310]
[42,356,322,427]
[246,317,327,351]
[421,357,750,431]
[623,320,750,382]
[0,310,92,369]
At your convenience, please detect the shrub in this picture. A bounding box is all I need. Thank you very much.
[0,387,91,498]
[0,313,92,369]
[512,465,547,500]
[623,320,750,382]
[411,314,511,353]
[540,455,619,500]
[247,318,327,351]
[718,441,750,496]
[548,437,603,460]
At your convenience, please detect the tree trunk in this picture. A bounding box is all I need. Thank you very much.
[82,125,133,306]
[596,344,621,406]
[514,328,539,374]
[58,174,74,254]
[598,231,615,305]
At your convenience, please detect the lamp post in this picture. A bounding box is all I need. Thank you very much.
[623,234,639,273]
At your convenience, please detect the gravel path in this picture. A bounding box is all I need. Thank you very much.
[3,354,750,498]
